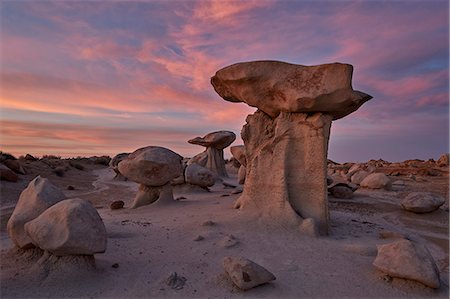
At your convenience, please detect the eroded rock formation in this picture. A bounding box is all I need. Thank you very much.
[211,60,372,235]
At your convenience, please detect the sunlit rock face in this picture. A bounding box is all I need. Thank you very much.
[211,60,372,235]
[211,60,371,120]
[188,130,236,177]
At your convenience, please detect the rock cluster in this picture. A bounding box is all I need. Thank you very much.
[7,176,107,257]
[211,60,372,235]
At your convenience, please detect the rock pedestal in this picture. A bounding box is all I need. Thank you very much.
[211,60,372,235]
[235,111,332,234]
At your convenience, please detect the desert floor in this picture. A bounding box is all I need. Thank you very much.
[1,162,448,298]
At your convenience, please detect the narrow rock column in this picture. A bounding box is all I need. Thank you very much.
[235,111,332,234]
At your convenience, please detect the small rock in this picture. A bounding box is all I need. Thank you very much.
[223,256,276,290]
[202,220,216,226]
[175,196,186,201]
[165,272,186,290]
[110,200,125,210]
[219,234,238,248]
[222,181,237,188]
[220,194,230,197]
[401,192,445,213]
[67,185,75,190]
[373,239,440,288]
[112,263,119,268]
[193,235,204,241]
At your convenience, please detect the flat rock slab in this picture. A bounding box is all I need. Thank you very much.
[211,60,372,120]
[223,256,276,290]
[373,239,440,288]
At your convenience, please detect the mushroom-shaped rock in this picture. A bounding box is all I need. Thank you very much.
[373,239,440,288]
[24,198,107,256]
[118,146,183,208]
[7,176,66,249]
[188,131,236,177]
[223,256,276,290]
[185,163,215,188]
[401,192,445,213]
[109,153,130,180]
[211,61,372,235]
[211,61,372,120]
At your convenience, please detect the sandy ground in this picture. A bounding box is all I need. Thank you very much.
[0,164,448,298]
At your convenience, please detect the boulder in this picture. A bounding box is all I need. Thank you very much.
[360,173,391,190]
[187,151,208,167]
[373,239,440,288]
[223,256,276,290]
[230,145,246,167]
[7,176,65,248]
[24,198,107,256]
[118,146,183,208]
[4,159,26,174]
[401,192,445,213]
[0,163,18,182]
[350,170,369,185]
[185,163,215,187]
[188,131,236,177]
[329,185,353,199]
[211,61,372,120]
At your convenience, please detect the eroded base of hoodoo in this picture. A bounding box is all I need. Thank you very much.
[235,110,332,235]
[131,183,175,208]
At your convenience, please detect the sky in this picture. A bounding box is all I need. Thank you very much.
[0,0,448,162]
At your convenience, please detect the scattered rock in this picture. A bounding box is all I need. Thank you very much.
[7,176,66,249]
[185,163,215,187]
[24,198,107,256]
[373,239,440,288]
[223,256,276,290]
[401,192,445,213]
[360,173,391,190]
[219,234,239,248]
[202,220,216,226]
[220,194,230,197]
[112,263,119,268]
[329,185,353,199]
[67,185,75,190]
[0,163,18,182]
[165,272,186,290]
[193,235,204,241]
[110,200,125,210]
[175,196,186,201]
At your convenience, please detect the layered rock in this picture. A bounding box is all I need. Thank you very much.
[118,146,183,208]
[188,131,236,177]
[25,198,107,256]
[211,60,371,235]
[7,176,66,248]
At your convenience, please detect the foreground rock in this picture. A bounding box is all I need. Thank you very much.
[373,239,440,288]
[211,61,371,235]
[360,173,391,190]
[188,131,236,177]
[7,176,65,249]
[118,146,183,208]
[401,192,445,213]
[25,198,107,256]
[223,256,276,290]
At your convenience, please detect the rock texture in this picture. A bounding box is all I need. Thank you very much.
[373,239,440,288]
[109,153,129,180]
[184,163,215,187]
[211,61,372,120]
[401,192,445,213]
[188,131,236,177]
[211,61,371,235]
[118,146,183,208]
[7,176,66,249]
[223,256,276,290]
[25,198,107,256]
[360,173,391,190]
